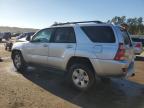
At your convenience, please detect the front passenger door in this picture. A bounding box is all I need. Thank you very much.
[23,28,53,65]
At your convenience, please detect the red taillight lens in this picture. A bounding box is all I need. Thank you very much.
[135,43,141,48]
[114,43,125,61]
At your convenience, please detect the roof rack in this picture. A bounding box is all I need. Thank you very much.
[52,21,104,26]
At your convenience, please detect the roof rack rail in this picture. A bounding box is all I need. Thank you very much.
[52,21,104,26]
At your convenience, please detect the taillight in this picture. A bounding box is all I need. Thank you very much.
[114,43,126,61]
[135,43,141,48]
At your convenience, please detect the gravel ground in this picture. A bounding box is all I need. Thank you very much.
[0,43,144,108]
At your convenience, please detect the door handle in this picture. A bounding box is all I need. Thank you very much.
[43,44,48,47]
[66,45,73,48]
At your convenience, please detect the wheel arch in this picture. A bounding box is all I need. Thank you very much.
[11,49,22,59]
[66,56,97,78]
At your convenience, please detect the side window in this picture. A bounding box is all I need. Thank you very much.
[52,27,76,43]
[81,26,115,43]
[32,28,53,43]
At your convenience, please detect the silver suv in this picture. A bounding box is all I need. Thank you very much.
[11,21,135,91]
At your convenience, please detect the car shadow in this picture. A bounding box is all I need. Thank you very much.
[20,67,144,108]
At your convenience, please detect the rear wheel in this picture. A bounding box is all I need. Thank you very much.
[68,64,95,91]
[12,51,27,71]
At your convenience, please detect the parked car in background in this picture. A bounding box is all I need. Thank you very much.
[12,21,135,91]
[11,33,21,37]
[0,32,4,42]
[0,32,11,42]
[133,42,143,55]
[4,32,11,40]
[132,37,144,47]
[16,32,35,40]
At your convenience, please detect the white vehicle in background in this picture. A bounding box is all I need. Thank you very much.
[133,42,143,55]
[16,32,35,40]
[16,32,35,42]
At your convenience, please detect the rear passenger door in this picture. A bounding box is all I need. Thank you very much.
[48,27,76,69]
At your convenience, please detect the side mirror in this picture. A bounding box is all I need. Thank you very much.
[26,35,31,41]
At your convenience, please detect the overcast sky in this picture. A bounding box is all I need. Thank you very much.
[0,0,143,29]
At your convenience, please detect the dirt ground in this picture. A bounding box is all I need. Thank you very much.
[0,42,144,108]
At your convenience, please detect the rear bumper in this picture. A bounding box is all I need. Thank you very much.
[90,59,135,77]
[125,61,135,78]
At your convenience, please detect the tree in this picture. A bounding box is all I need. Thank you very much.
[111,16,126,25]
[109,16,144,35]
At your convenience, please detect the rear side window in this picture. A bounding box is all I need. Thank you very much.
[81,26,115,43]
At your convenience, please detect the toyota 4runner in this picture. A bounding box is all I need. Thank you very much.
[11,21,135,91]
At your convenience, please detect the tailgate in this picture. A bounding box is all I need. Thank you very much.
[121,29,135,63]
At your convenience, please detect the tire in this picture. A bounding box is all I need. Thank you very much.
[12,51,27,72]
[68,63,95,91]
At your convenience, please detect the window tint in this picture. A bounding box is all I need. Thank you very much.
[52,27,76,43]
[32,28,53,43]
[81,26,115,43]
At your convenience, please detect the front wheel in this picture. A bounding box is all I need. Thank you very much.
[12,51,27,71]
[68,64,95,91]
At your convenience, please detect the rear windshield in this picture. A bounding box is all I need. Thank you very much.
[121,29,132,46]
[81,26,115,43]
